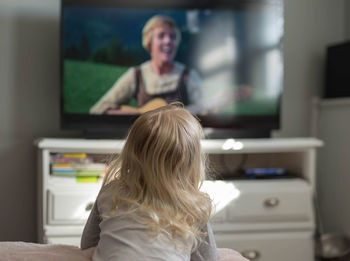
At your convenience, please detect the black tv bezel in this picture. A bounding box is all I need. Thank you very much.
[60,0,282,139]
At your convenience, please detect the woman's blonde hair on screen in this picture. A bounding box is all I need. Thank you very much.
[142,15,181,52]
[102,102,212,251]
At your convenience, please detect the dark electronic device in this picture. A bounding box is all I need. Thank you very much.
[324,41,350,99]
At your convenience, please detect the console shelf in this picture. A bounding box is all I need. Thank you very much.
[37,137,322,154]
[36,137,323,261]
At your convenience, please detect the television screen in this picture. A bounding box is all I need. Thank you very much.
[61,0,284,138]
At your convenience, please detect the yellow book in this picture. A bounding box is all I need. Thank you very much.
[62,153,87,158]
[51,163,74,168]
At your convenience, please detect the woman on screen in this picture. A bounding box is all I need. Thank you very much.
[89,15,203,115]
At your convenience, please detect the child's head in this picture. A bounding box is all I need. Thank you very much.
[121,102,205,195]
[104,103,212,248]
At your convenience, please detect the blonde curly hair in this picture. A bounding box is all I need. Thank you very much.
[142,15,181,52]
[102,103,212,250]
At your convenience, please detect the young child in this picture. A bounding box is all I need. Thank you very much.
[81,103,218,261]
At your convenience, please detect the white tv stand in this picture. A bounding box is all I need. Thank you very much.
[36,137,322,261]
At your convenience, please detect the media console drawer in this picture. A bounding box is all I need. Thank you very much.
[47,187,99,225]
[205,179,313,225]
[226,179,313,223]
[215,231,314,261]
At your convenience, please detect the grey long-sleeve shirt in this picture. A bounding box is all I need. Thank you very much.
[81,184,218,261]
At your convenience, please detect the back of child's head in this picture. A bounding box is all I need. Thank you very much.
[122,102,205,194]
[103,103,212,249]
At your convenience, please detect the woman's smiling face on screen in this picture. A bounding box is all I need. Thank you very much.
[150,25,178,66]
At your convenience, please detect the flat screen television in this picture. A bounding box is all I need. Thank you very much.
[60,0,284,139]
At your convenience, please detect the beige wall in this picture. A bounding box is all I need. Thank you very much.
[0,0,347,241]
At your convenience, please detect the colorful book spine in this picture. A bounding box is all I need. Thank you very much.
[74,163,106,169]
[75,169,104,177]
[76,176,99,183]
[50,153,106,181]
[62,153,87,158]
[51,163,74,169]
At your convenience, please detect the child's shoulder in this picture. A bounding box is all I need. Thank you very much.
[97,181,118,211]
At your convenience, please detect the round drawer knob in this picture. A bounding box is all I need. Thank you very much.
[85,202,94,211]
[241,250,260,260]
[264,197,279,207]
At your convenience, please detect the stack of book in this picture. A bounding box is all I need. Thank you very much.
[50,153,106,182]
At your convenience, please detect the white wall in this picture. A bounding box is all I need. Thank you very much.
[0,0,347,241]
[346,1,350,38]
[0,0,80,241]
[280,0,345,137]
[316,100,350,234]
[315,0,350,236]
